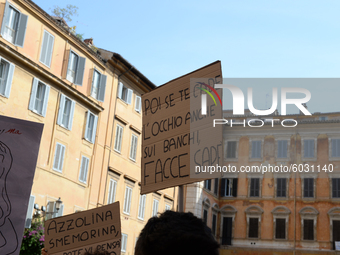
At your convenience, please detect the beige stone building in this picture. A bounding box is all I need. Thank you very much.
[184,111,340,254]
[0,0,177,254]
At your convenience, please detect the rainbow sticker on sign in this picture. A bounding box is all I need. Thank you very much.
[197,82,222,115]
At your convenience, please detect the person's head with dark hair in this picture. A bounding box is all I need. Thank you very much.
[135,210,219,255]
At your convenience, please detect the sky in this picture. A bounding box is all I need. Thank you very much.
[32,0,340,88]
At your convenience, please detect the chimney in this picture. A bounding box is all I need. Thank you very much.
[84,38,93,46]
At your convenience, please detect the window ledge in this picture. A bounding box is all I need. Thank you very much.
[302,158,317,162]
[113,149,121,154]
[249,158,263,162]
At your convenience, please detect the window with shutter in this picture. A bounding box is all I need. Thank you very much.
[118,82,133,104]
[222,217,233,245]
[1,3,28,47]
[138,195,146,220]
[214,178,218,195]
[277,140,288,158]
[304,140,315,158]
[250,178,260,197]
[39,30,54,67]
[251,141,262,158]
[135,96,142,112]
[203,209,208,225]
[204,179,211,190]
[333,220,340,249]
[303,219,314,240]
[129,134,138,161]
[91,69,107,102]
[165,204,171,211]
[66,50,85,85]
[0,57,14,98]
[303,178,314,198]
[249,218,259,238]
[107,179,117,204]
[212,214,217,236]
[332,139,340,157]
[79,156,89,183]
[52,143,66,173]
[221,178,237,197]
[57,94,75,130]
[114,124,123,153]
[277,178,287,197]
[84,111,98,143]
[29,78,50,117]
[332,178,340,198]
[226,141,237,158]
[123,186,132,214]
[275,218,286,239]
[152,199,159,216]
[121,233,128,252]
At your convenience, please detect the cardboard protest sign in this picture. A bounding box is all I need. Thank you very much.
[0,115,44,255]
[141,61,223,194]
[45,202,121,255]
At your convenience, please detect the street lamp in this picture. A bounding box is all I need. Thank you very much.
[34,198,63,220]
[55,197,63,212]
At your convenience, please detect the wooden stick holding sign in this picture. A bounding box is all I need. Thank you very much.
[44,202,121,255]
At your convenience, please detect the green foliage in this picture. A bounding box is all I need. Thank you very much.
[76,33,84,40]
[50,5,78,22]
[20,219,44,255]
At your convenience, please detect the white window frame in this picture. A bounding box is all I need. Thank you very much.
[123,186,132,215]
[225,140,238,160]
[28,78,50,117]
[138,194,146,220]
[0,57,15,98]
[114,124,123,153]
[52,142,66,173]
[84,111,98,144]
[90,68,107,102]
[107,179,117,204]
[165,204,171,211]
[299,206,319,241]
[129,134,138,161]
[118,82,133,104]
[250,140,262,159]
[330,138,340,160]
[301,137,317,161]
[39,30,55,67]
[277,140,288,159]
[152,198,159,217]
[78,156,89,184]
[121,233,128,252]
[66,50,79,83]
[271,206,291,240]
[57,94,75,130]
[245,205,264,239]
[135,95,141,113]
[1,2,28,47]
